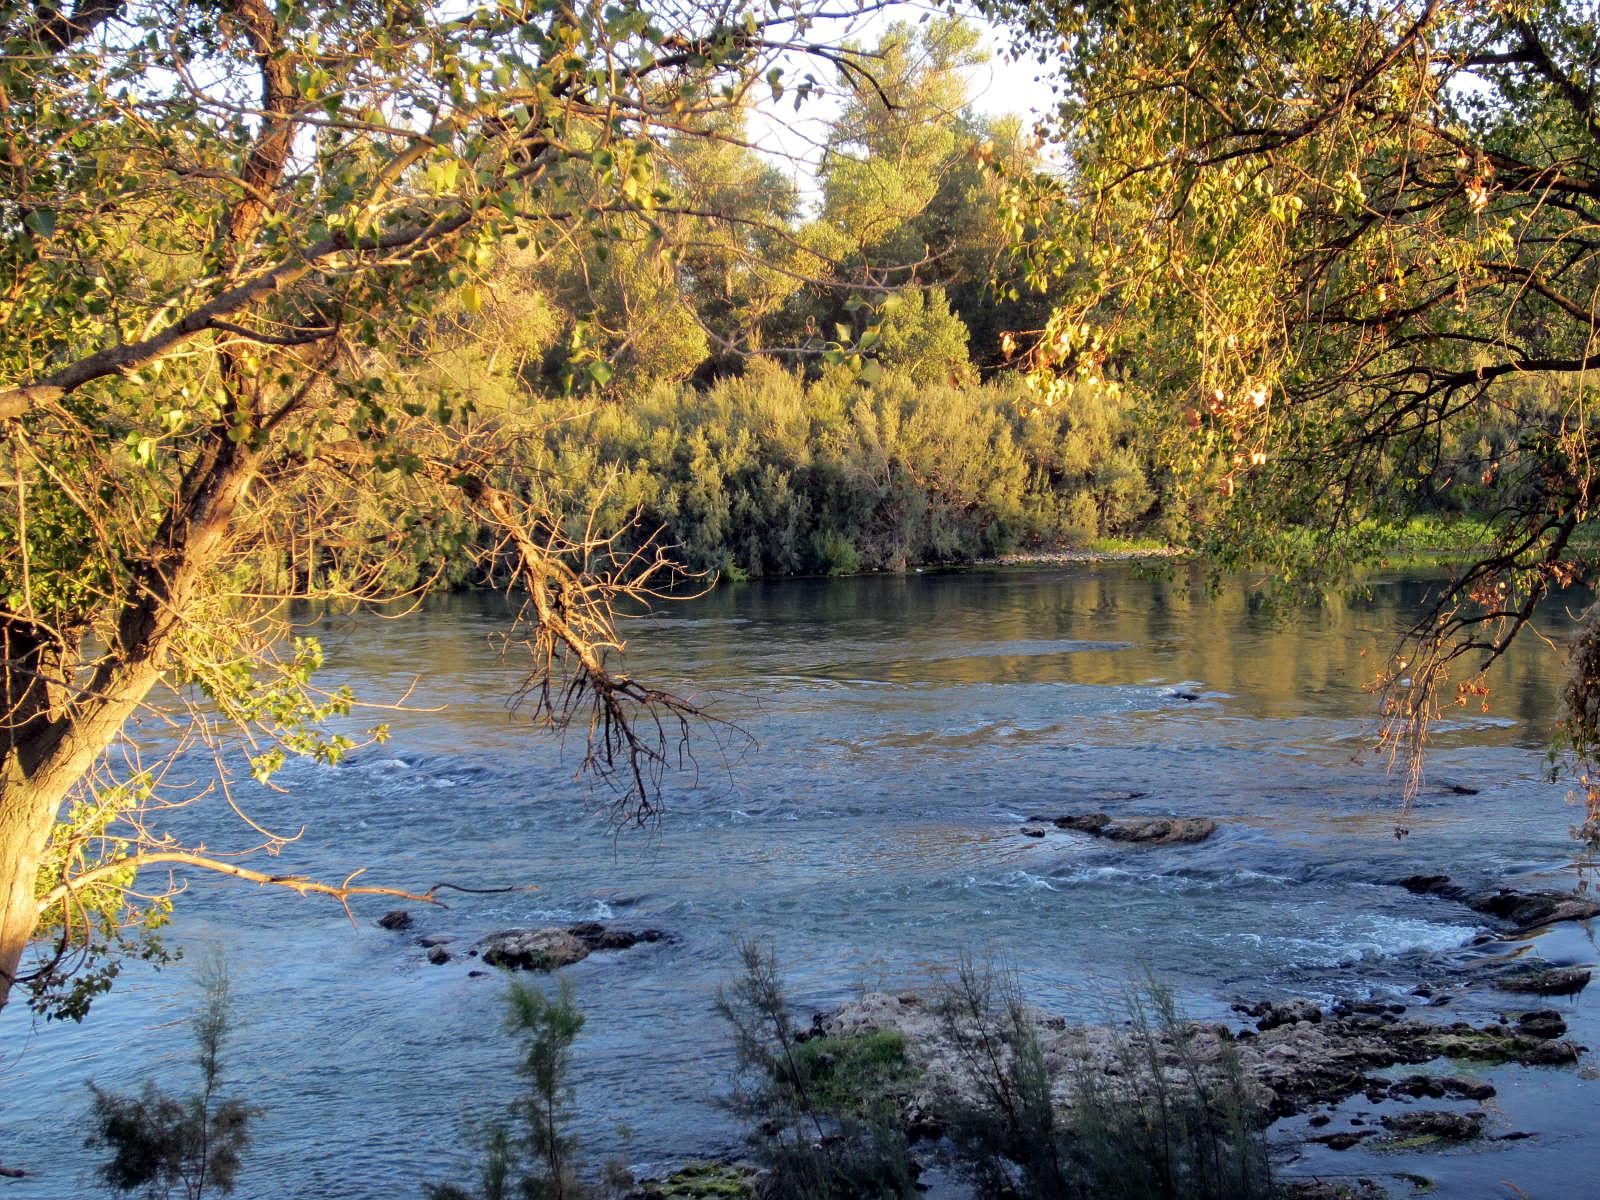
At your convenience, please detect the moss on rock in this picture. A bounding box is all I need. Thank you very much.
[630,1161,757,1199]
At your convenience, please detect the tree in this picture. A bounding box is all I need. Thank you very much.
[817,16,988,274]
[85,950,258,1200]
[0,0,889,1018]
[992,0,1600,830]
[661,106,811,364]
[872,286,977,384]
[426,979,588,1200]
[776,15,1061,372]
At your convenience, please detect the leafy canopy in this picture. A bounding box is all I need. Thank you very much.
[993,0,1600,820]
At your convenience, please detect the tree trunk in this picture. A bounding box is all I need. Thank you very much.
[0,777,60,1012]
[0,437,257,1014]
[0,657,175,1012]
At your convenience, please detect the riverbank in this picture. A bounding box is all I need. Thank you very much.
[617,919,1596,1200]
[976,543,1188,568]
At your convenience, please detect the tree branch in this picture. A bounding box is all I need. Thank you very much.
[17,0,123,53]
[0,212,475,421]
[39,851,533,918]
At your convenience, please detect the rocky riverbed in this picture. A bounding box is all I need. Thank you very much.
[367,812,1599,1200]
[820,987,1577,1124]
[372,866,1596,1200]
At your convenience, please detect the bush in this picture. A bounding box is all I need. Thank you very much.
[427,978,595,1200]
[274,360,1163,589]
[933,961,1278,1200]
[84,951,259,1200]
[716,937,920,1200]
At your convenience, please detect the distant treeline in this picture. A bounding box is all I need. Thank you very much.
[514,357,1155,580]
[293,347,1163,594]
[261,14,1531,594]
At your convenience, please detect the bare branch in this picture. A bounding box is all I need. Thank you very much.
[39,851,534,919]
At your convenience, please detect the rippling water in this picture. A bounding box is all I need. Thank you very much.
[2,564,1594,1198]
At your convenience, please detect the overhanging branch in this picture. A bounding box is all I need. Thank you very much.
[39,851,534,919]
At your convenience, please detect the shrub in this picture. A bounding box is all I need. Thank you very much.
[279,360,1164,588]
[426,978,592,1200]
[715,938,920,1199]
[84,951,259,1200]
[933,961,1278,1200]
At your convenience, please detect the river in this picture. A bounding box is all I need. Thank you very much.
[1,563,1594,1198]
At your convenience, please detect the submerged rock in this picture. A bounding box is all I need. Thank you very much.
[1514,1009,1569,1039]
[627,1161,758,1199]
[1386,1074,1495,1101]
[1397,874,1452,895]
[474,924,666,971]
[1308,1130,1373,1151]
[426,945,452,966]
[1397,875,1600,931]
[1380,1109,1485,1142]
[1037,812,1218,845]
[1471,889,1600,930]
[569,922,666,951]
[1492,966,1591,997]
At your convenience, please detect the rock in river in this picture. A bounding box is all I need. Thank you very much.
[475,924,666,971]
[1492,966,1591,997]
[1386,1074,1495,1101]
[626,1161,759,1199]
[1035,812,1218,845]
[1380,1109,1485,1142]
[1514,1009,1569,1039]
[377,909,413,931]
[1397,874,1600,931]
[1236,998,1323,1031]
[1471,889,1600,930]
[820,991,1580,1125]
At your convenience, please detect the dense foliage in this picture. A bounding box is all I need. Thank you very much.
[992,0,1600,819]
[285,352,1156,592]
[6,0,1068,1020]
[187,15,1168,593]
[557,361,1153,579]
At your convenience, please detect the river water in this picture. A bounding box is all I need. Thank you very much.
[2,564,1595,1198]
